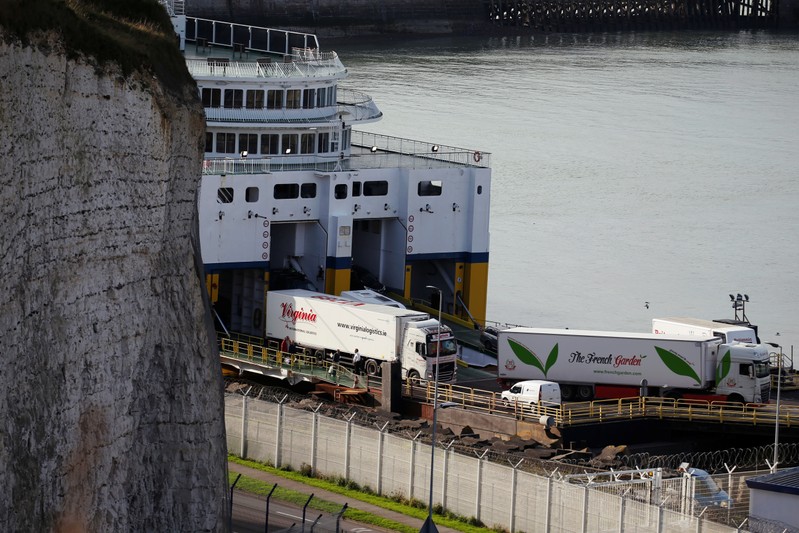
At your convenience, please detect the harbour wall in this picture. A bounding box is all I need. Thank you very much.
[187,0,795,36]
[0,21,227,533]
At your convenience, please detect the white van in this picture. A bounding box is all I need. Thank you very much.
[501,380,561,407]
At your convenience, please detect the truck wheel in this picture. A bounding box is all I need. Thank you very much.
[407,369,421,383]
[561,385,575,401]
[727,394,745,404]
[314,349,324,363]
[365,359,379,376]
[576,385,594,401]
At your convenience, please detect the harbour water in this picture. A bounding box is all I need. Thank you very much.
[332,31,799,351]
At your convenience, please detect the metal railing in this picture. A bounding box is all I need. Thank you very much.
[352,130,490,168]
[219,337,798,428]
[219,337,368,390]
[186,54,345,79]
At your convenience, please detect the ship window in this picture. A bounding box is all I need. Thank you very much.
[260,134,279,155]
[342,129,351,150]
[317,132,330,153]
[477,185,483,194]
[328,86,336,106]
[302,89,315,109]
[418,180,442,196]
[216,132,236,154]
[316,87,327,108]
[363,181,388,196]
[217,187,234,203]
[246,187,259,202]
[266,89,283,110]
[334,184,347,199]
[246,89,264,109]
[274,183,299,199]
[352,181,361,197]
[285,89,301,109]
[282,134,298,155]
[300,133,315,154]
[239,134,258,154]
[205,132,213,153]
[301,183,317,198]
[201,88,221,108]
[224,89,243,109]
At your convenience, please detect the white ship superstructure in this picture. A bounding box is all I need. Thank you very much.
[166,5,491,336]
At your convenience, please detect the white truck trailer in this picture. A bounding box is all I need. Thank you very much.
[652,317,758,344]
[265,289,457,382]
[497,328,771,403]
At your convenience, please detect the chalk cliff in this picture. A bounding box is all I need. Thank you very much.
[0,13,227,533]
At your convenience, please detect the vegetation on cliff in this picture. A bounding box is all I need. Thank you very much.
[0,0,194,96]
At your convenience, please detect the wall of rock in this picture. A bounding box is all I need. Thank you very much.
[0,31,228,531]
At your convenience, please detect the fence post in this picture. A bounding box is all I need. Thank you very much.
[618,496,626,533]
[344,412,355,480]
[275,394,288,468]
[508,458,523,533]
[240,392,248,458]
[545,475,553,533]
[311,405,322,474]
[581,485,589,533]
[410,433,421,501]
[441,440,455,511]
[656,504,663,533]
[376,422,388,495]
[475,450,488,522]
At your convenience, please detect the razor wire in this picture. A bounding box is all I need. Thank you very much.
[226,379,798,477]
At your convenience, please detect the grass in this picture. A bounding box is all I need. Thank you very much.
[229,455,500,533]
[0,0,194,98]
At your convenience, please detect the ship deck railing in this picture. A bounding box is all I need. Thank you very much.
[201,132,490,175]
[186,52,345,80]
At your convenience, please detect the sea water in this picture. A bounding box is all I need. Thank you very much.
[333,30,799,352]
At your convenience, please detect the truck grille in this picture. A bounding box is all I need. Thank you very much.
[435,362,456,382]
[761,383,771,403]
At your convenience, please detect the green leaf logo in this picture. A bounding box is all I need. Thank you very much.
[655,346,701,384]
[507,338,558,377]
[545,344,558,375]
[716,349,731,383]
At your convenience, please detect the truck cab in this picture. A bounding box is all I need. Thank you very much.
[406,320,458,382]
[712,343,771,403]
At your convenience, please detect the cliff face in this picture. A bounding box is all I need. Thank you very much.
[0,32,227,532]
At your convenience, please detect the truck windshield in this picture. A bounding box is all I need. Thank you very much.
[754,361,770,378]
[427,338,457,357]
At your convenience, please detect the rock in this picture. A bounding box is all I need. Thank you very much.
[0,25,226,531]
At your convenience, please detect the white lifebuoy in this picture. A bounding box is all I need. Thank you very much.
[473,151,482,163]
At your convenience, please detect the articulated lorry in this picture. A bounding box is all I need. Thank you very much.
[497,328,771,403]
[265,289,457,382]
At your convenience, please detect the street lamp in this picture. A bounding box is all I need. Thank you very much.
[421,284,443,533]
[766,341,782,472]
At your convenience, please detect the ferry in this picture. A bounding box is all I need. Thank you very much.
[163,2,492,337]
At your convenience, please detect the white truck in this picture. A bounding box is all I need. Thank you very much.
[652,317,758,344]
[265,289,457,382]
[497,328,771,403]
